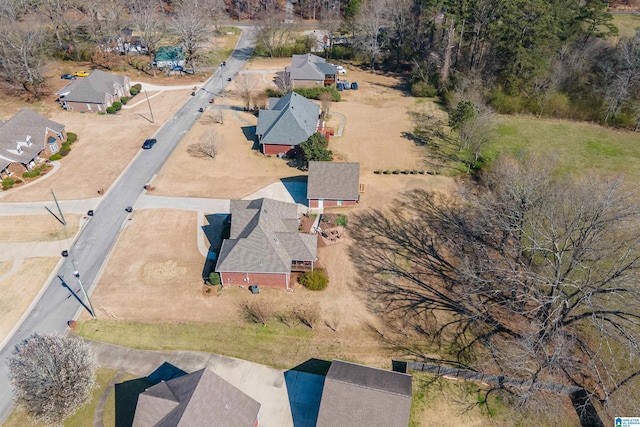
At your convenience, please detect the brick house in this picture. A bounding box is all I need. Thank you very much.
[132,365,261,427]
[316,360,413,427]
[285,53,338,88]
[215,198,318,290]
[256,92,321,157]
[307,161,360,209]
[0,108,66,178]
[56,69,131,113]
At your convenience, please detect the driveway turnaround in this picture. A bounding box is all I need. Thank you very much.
[86,340,294,427]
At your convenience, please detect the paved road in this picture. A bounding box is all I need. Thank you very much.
[0,30,255,423]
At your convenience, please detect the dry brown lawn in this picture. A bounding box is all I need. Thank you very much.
[0,215,80,243]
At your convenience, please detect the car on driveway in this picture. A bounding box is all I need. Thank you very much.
[142,138,157,149]
[61,74,76,80]
[73,71,90,77]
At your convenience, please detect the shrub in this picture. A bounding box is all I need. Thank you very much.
[336,214,347,227]
[293,87,341,102]
[265,88,282,97]
[373,170,381,174]
[22,170,40,178]
[401,170,409,174]
[112,101,122,111]
[238,300,273,325]
[298,268,328,291]
[120,96,129,105]
[2,177,16,189]
[208,272,221,286]
[49,153,63,161]
[418,170,425,174]
[132,83,142,91]
[392,169,400,174]
[129,87,139,96]
[62,142,71,150]
[489,90,525,114]
[106,106,116,114]
[59,148,70,157]
[66,133,77,143]
[383,170,391,174]
[411,80,438,98]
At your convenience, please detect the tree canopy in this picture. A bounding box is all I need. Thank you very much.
[300,132,333,164]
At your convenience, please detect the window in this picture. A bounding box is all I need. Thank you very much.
[16,144,22,154]
[25,135,32,146]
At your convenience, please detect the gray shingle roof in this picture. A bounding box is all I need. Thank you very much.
[132,368,261,427]
[307,161,360,200]
[256,92,320,147]
[56,69,128,103]
[316,360,413,427]
[216,198,317,274]
[287,53,337,81]
[0,108,65,165]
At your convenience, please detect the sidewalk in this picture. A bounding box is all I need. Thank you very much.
[86,340,294,427]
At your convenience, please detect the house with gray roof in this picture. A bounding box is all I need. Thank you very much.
[286,53,337,88]
[307,161,360,209]
[0,108,66,177]
[215,198,317,290]
[132,366,261,427]
[316,360,413,427]
[56,69,131,112]
[256,92,320,156]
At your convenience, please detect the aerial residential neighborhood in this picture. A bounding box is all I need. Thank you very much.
[0,1,639,426]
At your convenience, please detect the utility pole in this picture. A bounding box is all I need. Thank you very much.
[73,260,96,319]
[220,62,225,97]
[144,90,155,123]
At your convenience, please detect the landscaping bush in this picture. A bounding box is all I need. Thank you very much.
[129,87,138,96]
[208,272,221,286]
[293,87,341,102]
[59,148,70,157]
[383,170,391,174]
[49,153,63,161]
[335,214,347,227]
[120,96,129,105]
[112,101,122,111]
[22,170,40,178]
[265,88,282,98]
[298,268,329,291]
[373,170,381,174]
[392,169,400,174]
[2,178,16,189]
[106,106,116,114]
[411,80,438,98]
[489,90,525,114]
[66,133,77,143]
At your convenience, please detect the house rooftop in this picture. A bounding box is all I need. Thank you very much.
[256,92,320,147]
[316,360,413,427]
[0,108,65,165]
[56,69,127,103]
[307,161,360,200]
[216,198,317,274]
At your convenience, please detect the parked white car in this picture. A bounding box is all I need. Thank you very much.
[330,64,347,74]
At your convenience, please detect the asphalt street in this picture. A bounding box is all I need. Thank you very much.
[0,30,255,423]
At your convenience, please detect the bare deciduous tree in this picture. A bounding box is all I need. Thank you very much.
[188,129,222,158]
[129,0,166,56]
[172,0,211,73]
[274,70,292,94]
[254,8,297,58]
[235,73,259,110]
[353,0,389,70]
[239,300,273,325]
[8,334,96,426]
[350,153,640,415]
[0,24,48,97]
[320,91,333,120]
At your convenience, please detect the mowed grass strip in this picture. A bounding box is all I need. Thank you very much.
[485,115,640,179]
[77,320,313,369]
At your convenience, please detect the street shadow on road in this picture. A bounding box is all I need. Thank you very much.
[284,358,331,427]
[281,176,308,205]
[201,214,230,280]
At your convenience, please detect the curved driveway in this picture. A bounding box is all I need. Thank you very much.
[0,30,256,422]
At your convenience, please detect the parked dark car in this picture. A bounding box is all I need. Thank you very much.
[61,74,76,80]
[142,138,157,149]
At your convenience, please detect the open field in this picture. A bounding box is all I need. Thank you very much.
[612,13,640,38]
[486,115,640,180]
[0,215,80,243]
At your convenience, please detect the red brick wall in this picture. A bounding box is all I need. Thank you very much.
[7,162,27,175]
[309,199,358,208]
[309,199,319,208]
[218,271,289,290]
[262,144,301,157]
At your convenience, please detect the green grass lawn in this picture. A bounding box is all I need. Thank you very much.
[484,115,640,179]
[4,368,118,427]
[612,14,640,39]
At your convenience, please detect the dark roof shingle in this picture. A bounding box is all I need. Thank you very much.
[57,69,128,104]
[0,108,65,165]
[256,92,319,147]
[307,162,360,200]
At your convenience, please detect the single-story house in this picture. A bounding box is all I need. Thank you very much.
[132,364,261,427]
[56,69,131,113]
[307,161,360,208]
[285,53,337,88]
[256,92,321,156]
[154,46,186,70]
[0,108,66,177]
[215,198,318,290]
[316,360,413,427]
